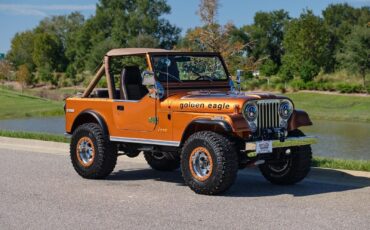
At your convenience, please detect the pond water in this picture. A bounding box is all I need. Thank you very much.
[0,117,65,134]
[0,117,369,160]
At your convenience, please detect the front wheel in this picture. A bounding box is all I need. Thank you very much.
[181,131,238,195]
[259,130,312,185]
[70,123,117,179]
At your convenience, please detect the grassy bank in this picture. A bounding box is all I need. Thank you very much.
[287,92,370,122]
[312,157,370,172]
[1,130,369,172]
[0,88,64,120]
[0,130,68,143]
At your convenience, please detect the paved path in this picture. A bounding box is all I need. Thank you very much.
[0,137,369,230]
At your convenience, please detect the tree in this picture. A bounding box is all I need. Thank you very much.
[198,0,218,25]
[178,0,253,73]
[6,31,36,71]
[32,33,61,71]
[35,12,85,75]
[0,61,14,82]
[260,59,278,77]
[74,0,180,71]
[322,4,369,71]
[336,25,370,87]
[245,10,290,69]
[194,0,235,53]
[281,10,330,82]
[16,64,31,92]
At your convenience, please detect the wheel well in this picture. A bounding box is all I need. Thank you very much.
[181,120,233,146]
[71,111,109,135]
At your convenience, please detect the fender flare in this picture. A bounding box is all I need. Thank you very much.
[71,110,109,136]
[181,119,233,145]
[288,109,313,130]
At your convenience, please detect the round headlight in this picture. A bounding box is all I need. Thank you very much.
[244,103,258,121]
[279,100,293,120]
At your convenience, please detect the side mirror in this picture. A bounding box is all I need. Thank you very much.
[236,70,243,93]
[142,70,155,86]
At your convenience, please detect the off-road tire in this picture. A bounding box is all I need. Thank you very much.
[70,123,117,179]
[181,131,238,195]
[259,129,312,185]
[143,152,180,171]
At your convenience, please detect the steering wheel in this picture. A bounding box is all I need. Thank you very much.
[157,70,183,83]
[195,75,214,81]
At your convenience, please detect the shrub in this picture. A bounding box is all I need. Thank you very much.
[335,83,364,93]
[289,79,306,91]
[260,59,278,77]
[366,84,370,94]
[305,81,319,90]
[275,83,286,93]
[299,61,320,82]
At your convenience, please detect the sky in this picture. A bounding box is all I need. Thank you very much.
[0,0,369,53]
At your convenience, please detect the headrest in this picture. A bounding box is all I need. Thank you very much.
[122,66,142,84]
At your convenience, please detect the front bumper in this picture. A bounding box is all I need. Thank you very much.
[245,136,317,151]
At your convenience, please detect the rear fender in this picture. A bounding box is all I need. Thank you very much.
[70,110,109,136]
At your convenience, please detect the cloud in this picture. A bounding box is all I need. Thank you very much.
[0,4,96,17]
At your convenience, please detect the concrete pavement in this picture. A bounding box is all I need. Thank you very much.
[0,137,369,229]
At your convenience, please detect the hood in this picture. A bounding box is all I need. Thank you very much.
[162,90,289,113]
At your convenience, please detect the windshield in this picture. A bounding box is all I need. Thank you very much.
[152,55,229,82]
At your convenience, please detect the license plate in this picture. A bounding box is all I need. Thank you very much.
[256,140,273,154]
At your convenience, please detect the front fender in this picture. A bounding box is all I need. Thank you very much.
[180,118,233,145]
[288,109,313,130]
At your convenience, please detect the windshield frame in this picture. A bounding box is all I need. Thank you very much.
[149,52,231,84]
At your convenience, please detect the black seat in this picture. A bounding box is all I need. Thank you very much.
[120,66,148,100]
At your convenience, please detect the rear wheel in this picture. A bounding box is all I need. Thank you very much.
[259,130,312,185]
[70,123,117,179]
[144,152,180,171]
[181,131,238,195]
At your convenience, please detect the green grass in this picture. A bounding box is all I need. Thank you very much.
[0,130,68,143]
[287,92,370,123]
[312,157,370,172]
[0,88,64,120]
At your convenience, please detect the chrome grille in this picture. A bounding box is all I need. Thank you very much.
[257,100,280,134]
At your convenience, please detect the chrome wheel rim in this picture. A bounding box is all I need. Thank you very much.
[189,147,213,181]
[268,160,290,173]
[152,152,166,160]
[76,137,95,167]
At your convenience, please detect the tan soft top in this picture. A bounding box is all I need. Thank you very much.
[106,48,174,57]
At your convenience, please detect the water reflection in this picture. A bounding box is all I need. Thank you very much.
[302,120,370,160]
